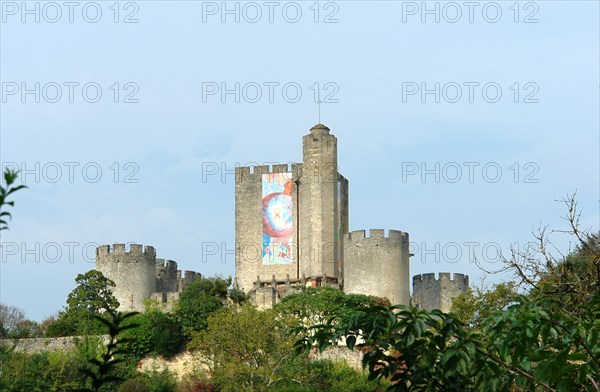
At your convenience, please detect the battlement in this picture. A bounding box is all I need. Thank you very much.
[346,229,408,241]
[156,258,178,271]
[235,163,301,181]
[412,272,470,313]
[96,243,156,258]
[413,272,469,284]
[178,270,201,292]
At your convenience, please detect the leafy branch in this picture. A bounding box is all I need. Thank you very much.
[0,169,27,231]
[79,311,139,392]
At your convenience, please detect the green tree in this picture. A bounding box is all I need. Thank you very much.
[275,286,387,328]
[47,270,120,336]
[0,303,25,337]
[298,195,600,391]
[79,311,139,392]
[191,304,308,392]
[173,275,235,339]
[120,305,183,360]
[450,281,520,329]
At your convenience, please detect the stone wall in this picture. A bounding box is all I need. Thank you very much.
[343,229,410,305]
[308,346,364,371]
[412,272,469,312]
[234,163,301,293]
[0,335,109,354]
[235,124,348,296]
[96,244,157,312]
[96,244,201,312]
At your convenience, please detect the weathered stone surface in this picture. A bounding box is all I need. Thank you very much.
[96,244,200,312]
[344,229,411,305]
[91,124,468,316]
[0,335,109,354]
[234,124,468,310]
[412,272,470,312]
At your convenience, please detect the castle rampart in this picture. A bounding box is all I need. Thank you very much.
[412,272,469,313]
[96,244,157,312]
[96,244,200,312]
[343,229,410,305]
[233,123,468,309]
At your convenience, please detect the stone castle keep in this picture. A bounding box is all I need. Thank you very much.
[233,124,468,309]
[96,244,200,312]
[95,124,469,312]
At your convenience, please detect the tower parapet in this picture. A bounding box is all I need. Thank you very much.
[96,244,157,312]
[179,270,201,292]
[235,163,301,183]
[412,272,469,313]
[96,244,201,312]
[156,259,178,294]
[343,229,410,305]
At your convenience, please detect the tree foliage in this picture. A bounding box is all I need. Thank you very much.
[120,305,183,360]
[275,286,388,328]
[450,281,519,330]
[79,311,140,392]
[47,270,120,336]
[191,304,305,391]
[0,168,27,231]
[297,195,600,391]
[173,275,242,339]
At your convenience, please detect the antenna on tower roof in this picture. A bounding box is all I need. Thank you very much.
[316,88,322,124]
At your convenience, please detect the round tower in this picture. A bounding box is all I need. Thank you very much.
[343,229,410,305]
[96,244,157,312]
[412,272,469,313]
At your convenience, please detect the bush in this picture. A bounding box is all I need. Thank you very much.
[118,370,176,392]
[173,277,230,339]
[177,375,219,392]
[0,346,89,392]
[120,309,184,360]
[268,359,386,392]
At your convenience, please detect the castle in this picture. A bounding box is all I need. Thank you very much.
[95,244,201,312]
[95,124,469,313]
[234,124,469,310]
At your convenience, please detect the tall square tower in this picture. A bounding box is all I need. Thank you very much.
[234,124,349,298]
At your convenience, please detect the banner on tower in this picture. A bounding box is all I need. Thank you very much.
[262,172,293,265]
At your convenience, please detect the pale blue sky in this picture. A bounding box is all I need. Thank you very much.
[1,1,598,321]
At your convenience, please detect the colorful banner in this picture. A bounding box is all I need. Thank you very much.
[262,173,293,265]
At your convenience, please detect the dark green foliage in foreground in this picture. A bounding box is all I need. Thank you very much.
[296,198,600,391]
[79,311,139,392]
[0,168,27,231]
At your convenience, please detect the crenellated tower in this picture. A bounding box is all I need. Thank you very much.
[96,244,157,312]
[343,229,410,305]
[233,123,468,309]
[234,124,349,300]
[96,244,200,312]
[412,272,470,313]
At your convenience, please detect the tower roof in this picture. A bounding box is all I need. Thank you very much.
[310,123,330,135]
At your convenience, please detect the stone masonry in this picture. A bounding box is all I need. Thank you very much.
[234,124,469,309]
[412,273,470,313]
[96,244,200,312]
[93,124,469,314]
